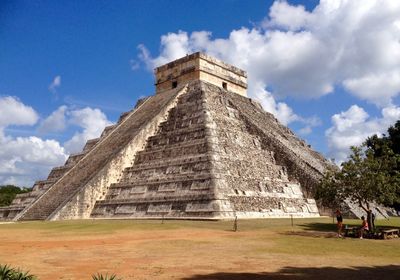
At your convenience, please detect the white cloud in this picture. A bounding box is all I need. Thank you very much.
[38,105,67,133]
[264,0,313,31]
[0,97,67,186]
[150,31,191,68]
[343,72,400,107]
[64,107,112,154]
[49,75,61,94]
[326,104,400,163]
[129,59,140,70]
[137,0,400,126]
[251,81,299,125]
[0,136,68,187]
[0,96,38,128]
[0,96,112,186]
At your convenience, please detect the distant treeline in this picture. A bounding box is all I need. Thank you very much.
[0,185,32,207]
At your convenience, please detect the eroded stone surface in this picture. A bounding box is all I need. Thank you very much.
[90,81,326,219]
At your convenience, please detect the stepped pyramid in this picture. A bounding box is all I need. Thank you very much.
[0,52,332,221]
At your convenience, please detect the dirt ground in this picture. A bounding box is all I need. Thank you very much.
[0,219,399,280]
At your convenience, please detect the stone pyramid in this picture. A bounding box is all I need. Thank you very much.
[0,53,331,221]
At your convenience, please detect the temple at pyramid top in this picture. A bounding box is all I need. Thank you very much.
[154,52,248,96]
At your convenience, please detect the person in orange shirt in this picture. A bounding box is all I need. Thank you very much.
[359,216,369,239]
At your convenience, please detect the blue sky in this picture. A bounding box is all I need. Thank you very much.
[1,0,400,186]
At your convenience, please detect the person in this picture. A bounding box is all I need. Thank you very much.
[233,215,238,232]
[359,216,369,239]
[335,209,343,237]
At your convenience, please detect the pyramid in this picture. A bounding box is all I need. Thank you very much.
[0,53,332,221]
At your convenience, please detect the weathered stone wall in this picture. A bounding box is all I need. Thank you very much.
[202,82,320,218]
[155,52,247,97]
[224,89,332,198]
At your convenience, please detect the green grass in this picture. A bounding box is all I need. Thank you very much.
[0,216,398,233]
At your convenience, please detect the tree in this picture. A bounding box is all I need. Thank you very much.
[0,185,31,207]
[316,145,400,231]
[366,120,400,211]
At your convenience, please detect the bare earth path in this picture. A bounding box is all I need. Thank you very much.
[0,218,399,279]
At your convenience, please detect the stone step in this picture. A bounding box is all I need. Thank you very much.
[158,116,205,132]
[100,124,117,138]
[65,152,86,166]
[95,193,215,206]
[136,139,208,158]
[111,173,213,188]
[18,86,183,221]
[135,142,209,164]
[161,108,204,121]
[123,161,211,182]
[46,166,72,181]
[146,123,206,142]
[82,138,100,152]
[123,152,210,173]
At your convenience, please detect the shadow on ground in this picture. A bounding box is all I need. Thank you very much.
[181,265,400,280]
[298,222,336,232]
[279,222,337,238]
[282,230,337,238]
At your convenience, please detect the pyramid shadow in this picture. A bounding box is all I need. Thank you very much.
[181,265,400,280]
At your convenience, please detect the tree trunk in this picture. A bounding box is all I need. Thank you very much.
[359,200,374,233]
[367,210,374,232]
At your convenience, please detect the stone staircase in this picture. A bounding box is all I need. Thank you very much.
[91,84,218,218]
[90,81,321,219]
[15,87,182,221]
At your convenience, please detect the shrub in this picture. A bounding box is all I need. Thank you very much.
[92,273,121,280]
[0,264,37,280]
[0,264,14,279]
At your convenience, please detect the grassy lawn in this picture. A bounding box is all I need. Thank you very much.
[0,217,399,279]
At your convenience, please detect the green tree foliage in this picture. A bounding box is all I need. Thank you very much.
[366,120,400,210]
[317,145,400,231]
[0,185,31,207]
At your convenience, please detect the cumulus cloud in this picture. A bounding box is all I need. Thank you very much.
[64,107,112,154]
[0,136,68,187]
[326,104,400,163]
[0,97,67,186]
[136,0,400,136]
[48,75,61,94]
[264,0,313,31]
[38,105,67,133]
[343,72,400,107]
[0,96,38,128]
[0,96,112,186]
